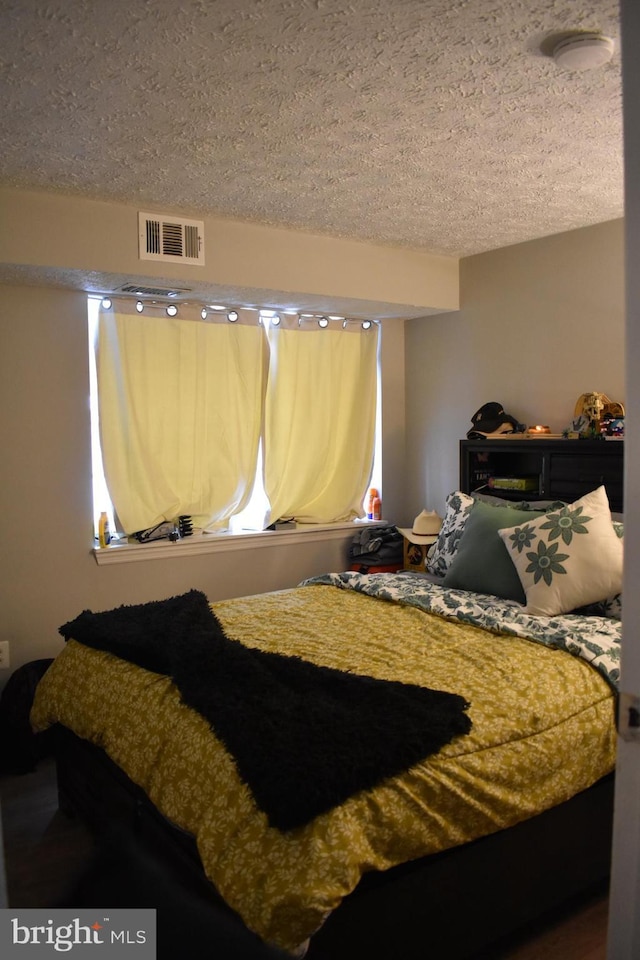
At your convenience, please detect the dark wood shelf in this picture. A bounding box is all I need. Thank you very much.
[460,438,624,513]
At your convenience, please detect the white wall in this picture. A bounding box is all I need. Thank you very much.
[0,187,459,317]
[0,200,628,702]
[404,219,625,518]
[0,283,409,684]
[0,184,427,684]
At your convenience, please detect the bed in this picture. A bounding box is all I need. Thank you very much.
[30,485,623,959]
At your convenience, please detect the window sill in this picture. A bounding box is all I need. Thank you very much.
[92,521,375,565]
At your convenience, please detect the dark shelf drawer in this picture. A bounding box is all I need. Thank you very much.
[549,453,620,482]
[548,452,623,508]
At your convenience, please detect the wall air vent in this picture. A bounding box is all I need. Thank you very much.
[138,212,205,265]
[119,284,192,298]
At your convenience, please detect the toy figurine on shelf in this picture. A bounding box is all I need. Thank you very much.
[580,392,605,428]
[565,393,625,439]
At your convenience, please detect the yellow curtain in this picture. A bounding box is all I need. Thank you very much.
[264,317,379,524]
[97,301,266,534]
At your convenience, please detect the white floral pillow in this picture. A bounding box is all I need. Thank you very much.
[497,486,623,617]
[425,491,475,577]
[578,520,624,619]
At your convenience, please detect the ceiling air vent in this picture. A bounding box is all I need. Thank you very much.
[119,283,192,298]
[138,212,205,265]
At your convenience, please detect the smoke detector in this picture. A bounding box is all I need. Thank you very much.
[552,33,614,71]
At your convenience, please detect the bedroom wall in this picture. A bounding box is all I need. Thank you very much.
[0,185,436,687]
[0,283,408,686]
[0,187,459,317]
[404,219,625,519]
[0,216,626,685]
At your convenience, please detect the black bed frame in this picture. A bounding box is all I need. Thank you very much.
[54,724,614,960]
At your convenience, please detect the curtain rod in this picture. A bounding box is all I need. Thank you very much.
[94,294,379,329]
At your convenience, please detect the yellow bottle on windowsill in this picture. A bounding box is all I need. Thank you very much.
[98,511,111,548]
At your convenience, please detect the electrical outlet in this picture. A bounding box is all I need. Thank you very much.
[0,640,10,670]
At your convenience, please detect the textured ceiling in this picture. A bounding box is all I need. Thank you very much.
[0,0,623,258]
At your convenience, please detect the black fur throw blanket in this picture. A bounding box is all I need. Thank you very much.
[59,590,471,831]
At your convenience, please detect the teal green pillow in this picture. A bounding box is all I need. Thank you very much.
[443,501,544,603]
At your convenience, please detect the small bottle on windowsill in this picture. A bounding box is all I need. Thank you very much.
[98,512,111,548]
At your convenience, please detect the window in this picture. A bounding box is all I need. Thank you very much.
[89,296,381,542]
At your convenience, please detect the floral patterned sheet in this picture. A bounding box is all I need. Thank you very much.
[303,572,621,689]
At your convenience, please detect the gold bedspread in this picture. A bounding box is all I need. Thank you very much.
[31,583,616,952]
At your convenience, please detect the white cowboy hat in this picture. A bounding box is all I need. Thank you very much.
[398,509,443,545]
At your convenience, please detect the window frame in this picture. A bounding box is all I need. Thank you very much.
[88,295,382,562]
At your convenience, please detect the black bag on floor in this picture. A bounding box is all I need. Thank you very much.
[349,525,403,570]
[0,658,55,774]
